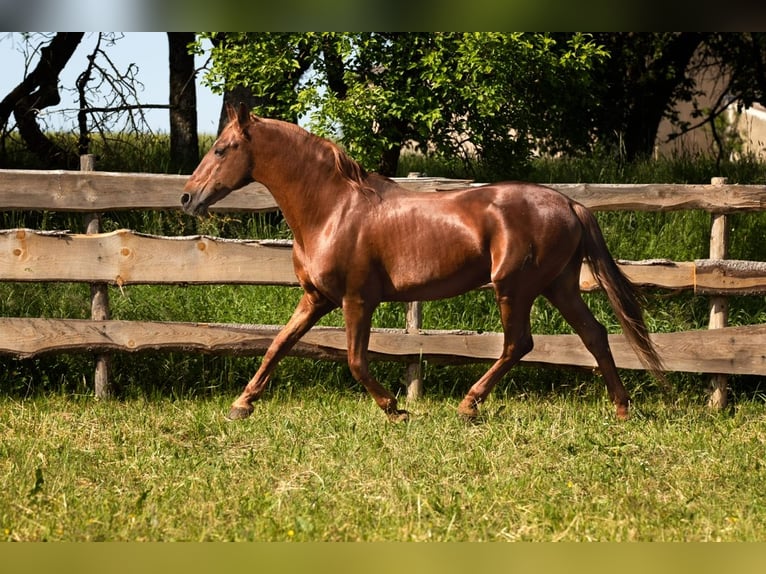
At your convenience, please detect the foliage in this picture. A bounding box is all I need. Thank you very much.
[586,33,706,161]
[196,33,322,123]
[703,33,766,111]
[197,32,608,176]
[4,33,766,174]
[196,32,766,171]
[444,33,607,178]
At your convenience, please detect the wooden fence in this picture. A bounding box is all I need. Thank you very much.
[2,165,766,407]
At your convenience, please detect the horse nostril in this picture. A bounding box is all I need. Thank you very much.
[181,193,191,206]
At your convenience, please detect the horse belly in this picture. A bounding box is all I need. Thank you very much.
[386,275,489,302]
[380,249,491,302]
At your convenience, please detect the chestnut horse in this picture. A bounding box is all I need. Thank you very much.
[182,103,664,422]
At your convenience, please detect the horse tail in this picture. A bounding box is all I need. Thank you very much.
[571,201,667,383]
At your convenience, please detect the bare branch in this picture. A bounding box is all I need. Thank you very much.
[1,32,84,168]
[78,104,172,114]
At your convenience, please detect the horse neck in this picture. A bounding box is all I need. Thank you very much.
[251,121,355,242]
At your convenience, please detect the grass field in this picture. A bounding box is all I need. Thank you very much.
[2,387,766,542]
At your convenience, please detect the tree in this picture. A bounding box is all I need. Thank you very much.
[443,33,608,174]
[168,32,199,174]
[199,32,318,133]
[199,32,608,176]
[589,32,705,161]
[1,33,204,172]
[304,33,609,177]
[686,33,766,162]
[0,32,84,168]
[724,32,766,105]
[585,33,766,162]
[309,33,452,175]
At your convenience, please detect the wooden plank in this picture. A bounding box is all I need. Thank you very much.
[691,259,766,294]
[391,176,473,191]
[580,259,766,294]
[4,229,766,294]
[2,169,766,213]
[549,182,766,213]
[0,170,468,213]
[0,229,299,285]
[0,169,278,212]
[2,317,766,376]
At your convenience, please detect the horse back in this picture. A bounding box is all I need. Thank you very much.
[351,179,580,300]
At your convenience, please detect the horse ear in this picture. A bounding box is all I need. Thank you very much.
[236,103,251,128]
[225,103,237,123]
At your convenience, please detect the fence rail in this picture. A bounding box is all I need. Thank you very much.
[2,168,766,213]
[3,228,766,294]
[2,318,766,377]
[2,168,766,405]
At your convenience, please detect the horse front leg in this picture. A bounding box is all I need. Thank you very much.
[228,289,336,420]
[343,298,409,423]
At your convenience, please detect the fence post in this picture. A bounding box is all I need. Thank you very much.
[81,154,113,399]
[708,177,729,409]
[405,301,424,401]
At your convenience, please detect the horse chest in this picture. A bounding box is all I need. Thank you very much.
[292,242,364,298]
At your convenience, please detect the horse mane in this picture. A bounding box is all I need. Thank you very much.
[315,131,379,199]
[329,145,380,199]
[263,117,379,200]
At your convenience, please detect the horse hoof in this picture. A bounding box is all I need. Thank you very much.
[616,404,630,421]
[458,410,481,425]
[227,405,253,420]
[386,409,410,423]
[457,402,479,421]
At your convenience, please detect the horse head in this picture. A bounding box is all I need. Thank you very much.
[181,103,256,216]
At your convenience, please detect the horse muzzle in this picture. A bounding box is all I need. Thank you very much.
[180,192,208,216]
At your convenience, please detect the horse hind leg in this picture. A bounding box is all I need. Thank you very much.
[543,269,630,420]
[458,289,534,420]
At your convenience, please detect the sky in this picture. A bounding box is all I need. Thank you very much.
[0,32,223,135]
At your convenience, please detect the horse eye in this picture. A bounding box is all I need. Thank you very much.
[214,147,225,157]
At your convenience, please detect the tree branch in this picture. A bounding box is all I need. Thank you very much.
[3,33,84,168]
[78,104,172,113]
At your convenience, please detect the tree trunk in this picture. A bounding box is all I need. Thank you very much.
[377,145,402,177]
[594,33,704,161]
[168,32,199,174]
[218,85,260,135]
[623,33,704,159]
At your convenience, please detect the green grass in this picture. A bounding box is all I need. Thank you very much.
[2,390,766,541]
